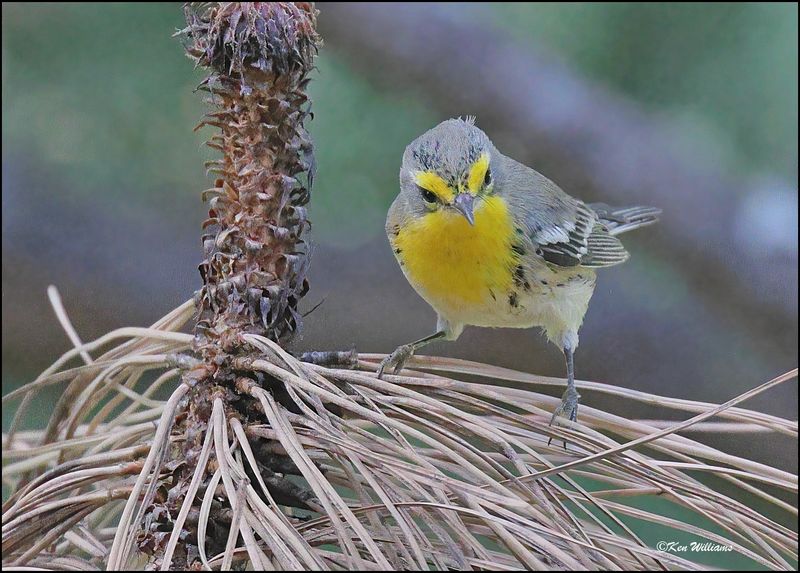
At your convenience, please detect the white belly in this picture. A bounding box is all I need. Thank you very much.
[438,264,597,348]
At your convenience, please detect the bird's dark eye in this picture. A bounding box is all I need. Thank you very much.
[483,167,492,188]
[418,187,438,203]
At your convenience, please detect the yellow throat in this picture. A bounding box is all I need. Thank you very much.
[393,196,517,306]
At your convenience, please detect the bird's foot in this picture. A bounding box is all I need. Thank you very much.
[377,344,415,379]
[548,386,580,448]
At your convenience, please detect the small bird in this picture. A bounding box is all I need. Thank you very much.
[379,117,660,427]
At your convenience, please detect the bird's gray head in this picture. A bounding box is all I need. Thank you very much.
[399,117,500,225]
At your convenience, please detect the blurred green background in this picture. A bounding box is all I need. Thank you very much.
[2,3,797,568]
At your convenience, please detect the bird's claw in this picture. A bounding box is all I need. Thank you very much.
[377,344,414,379]
[547,387,580,449]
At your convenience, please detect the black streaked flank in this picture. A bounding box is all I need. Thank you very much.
[514,265,530,290]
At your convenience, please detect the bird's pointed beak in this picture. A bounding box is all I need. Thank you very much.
[453,193,475,226]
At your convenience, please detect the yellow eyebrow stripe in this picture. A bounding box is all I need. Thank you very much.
[467,152,490,195]
[414,171,455,202]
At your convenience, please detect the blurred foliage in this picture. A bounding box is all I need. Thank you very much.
[1,3,436,247]
[493,2,798,182]
[3,3,797,249]
[1,4,207,206]
[309,57,436,246]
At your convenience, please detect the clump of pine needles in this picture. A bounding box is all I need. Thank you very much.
[2,291,797,569]
[2,2,798,571]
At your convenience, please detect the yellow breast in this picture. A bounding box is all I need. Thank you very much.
[392,196,517,309]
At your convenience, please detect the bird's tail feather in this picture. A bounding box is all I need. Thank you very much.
[589,203,661,236]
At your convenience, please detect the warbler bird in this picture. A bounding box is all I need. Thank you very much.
[379,117,660,426]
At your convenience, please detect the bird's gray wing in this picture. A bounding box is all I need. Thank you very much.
[580,227,629,267]
[506,158,629,268]
[531,201,629,268]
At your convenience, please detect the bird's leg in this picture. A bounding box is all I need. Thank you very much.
[377,331,446,378]
[548,346,580,445]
